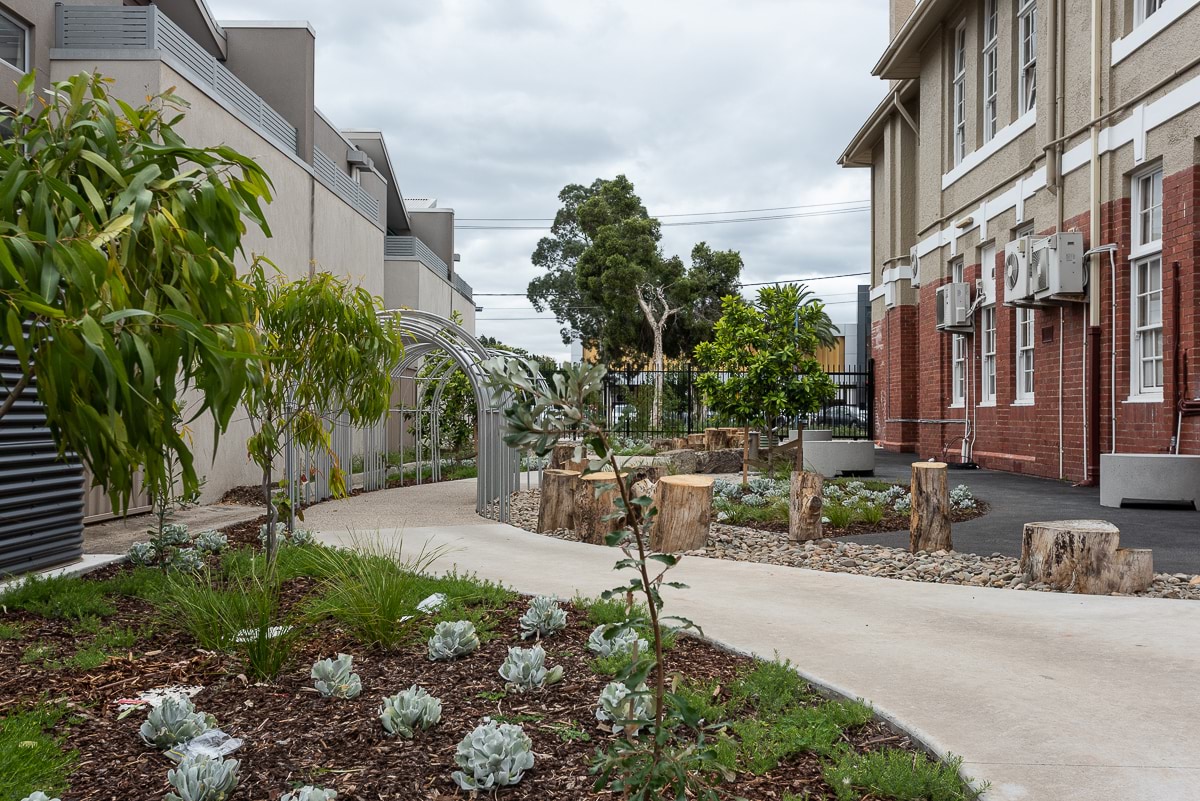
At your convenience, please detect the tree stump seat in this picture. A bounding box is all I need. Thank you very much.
[573,471,627,545]
[537,469,580,532]
[650,474,714,552]
[1019,520,1154,594]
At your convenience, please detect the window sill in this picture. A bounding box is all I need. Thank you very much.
[1123,394,1164,404]
[1113,0,1200,64]
[949,402,965,409]
[978,401,996,408]
[1011,399,1035,407]
[1130,243,1162,261]
[941,108,1036,189]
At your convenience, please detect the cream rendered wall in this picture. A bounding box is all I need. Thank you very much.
[313,184,386,298]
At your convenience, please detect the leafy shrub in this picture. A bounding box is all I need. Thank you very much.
[428,620,480,661]
[139,696,212,750]
[518,595,567,640]
[380,686,442,737]
[311,654,362,699]
[596,681,653,736]
[0,574,115,621]
[498,645,564,691]
[164,755,239,801]
[451,720,534,790]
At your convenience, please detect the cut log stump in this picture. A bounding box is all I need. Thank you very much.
[549,441,582,471]
[650,475,714,553]
[538,469,580,533]
[704,428,731,451]
[1019,519,1154,594]
[686,433,706,448]
[789,470,824,542]
[573,472,626,545]
[910,462,952,552]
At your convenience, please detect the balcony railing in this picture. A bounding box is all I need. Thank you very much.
[385,236,450,281]
[452,273,474,301]
[55,5,299,154]
[313,148,381,224]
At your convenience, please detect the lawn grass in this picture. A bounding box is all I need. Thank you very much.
[825,748,972,801]
[0,573,115,620]
[0,704,77,800]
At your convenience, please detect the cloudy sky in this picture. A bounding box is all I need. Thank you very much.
[207,0,889,361]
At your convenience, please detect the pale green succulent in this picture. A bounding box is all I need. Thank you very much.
[279,787,337,801]
[127,541,157,566]
[498,645,564,691]
[290,528,316,546]
[164,755,239,801]
[518,595,567,640]
[20,792,61,801]
[427,620,480,661]
[587,624,647,658]
[311,653,362,699]
[379,685,442,737]
[139,696,212,749]
[160,523,191,547]
[170,547,205,573]
[193,530,228,554]
[596,681,653,736]
[451,719,534,790]
[258,522,287,546]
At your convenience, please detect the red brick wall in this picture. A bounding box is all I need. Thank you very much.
[870,163,1200,479]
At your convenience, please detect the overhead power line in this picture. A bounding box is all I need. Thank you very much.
[456,206,869,231]
[457,199,870,222]
[477,297,866,320]
[473,270,869,297]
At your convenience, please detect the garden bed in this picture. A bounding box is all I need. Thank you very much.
[0,541,977,801]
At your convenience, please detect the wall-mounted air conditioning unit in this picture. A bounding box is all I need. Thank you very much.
[1031,232,1085,301]
[935,282,973,332]
[1003,237,1033,306]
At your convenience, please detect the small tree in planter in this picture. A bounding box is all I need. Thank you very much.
[246,271,403,557]
[485,357,727,800]
[0,71,271,510]
[693,284,836,539]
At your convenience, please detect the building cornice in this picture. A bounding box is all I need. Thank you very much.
[872,0,956,79]
[838,80,917,168]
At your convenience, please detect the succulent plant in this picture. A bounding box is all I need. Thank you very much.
[139,695,212,749]
[127,541,157,566]
[20,793,61,801]
[170,547,205,573]
[193,530,228,554]
[587,624,647,658]
[596,681,653,736]
[160,523,191,548]
[498,645,564,691]
[279,787,337,801]
[518,595,567,640]
[379,685,442,737]
[427,620,480,661]
[164,754,239,801]
[290,528,316,546]
[311,653,362,699]
[258,522,287,547]
[451,719,534,790]
[741,493,768,508]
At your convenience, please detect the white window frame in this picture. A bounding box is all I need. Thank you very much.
[1131,166,1163,259]
[982,0,999,142]
[951,259,967,407]
[1015,307,1035,403]
[1135,0,1166,26]
[979,243,997,405]
[0,8,28,73]
[1018,0,1037,116]
[952,23,968,166]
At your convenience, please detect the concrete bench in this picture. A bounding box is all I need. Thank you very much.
[787,429,833,442]
[1100,454,1200,509]
[803,441,875,478]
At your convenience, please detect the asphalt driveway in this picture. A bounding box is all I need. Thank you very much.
[845,450,1200,574]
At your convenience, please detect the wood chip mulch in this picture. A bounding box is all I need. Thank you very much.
[1,571,922,800]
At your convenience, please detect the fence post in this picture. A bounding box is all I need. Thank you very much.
[867,358,875,442]
[686,365,693,435]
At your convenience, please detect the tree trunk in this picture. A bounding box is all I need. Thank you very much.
[538,469,580,532]
[1020,520,1154,594]
[789,471,824,542]
[652,327,665,431]
[910,462,952,552]
[573,471,626,545]
[635,284,678,433]
[742,425,750,485]
[650,475,714,552]
[549,441,580,471]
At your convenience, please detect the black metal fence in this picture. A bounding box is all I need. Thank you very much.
[600,362,874,442]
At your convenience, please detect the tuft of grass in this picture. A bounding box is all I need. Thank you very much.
[0,574,115,620]
[476,689,507,702]
[492,712,545,725]
[716,499,789,527]
[731,701,873,774]
[63,646,109,671]
[858,503,885,525]
[545,721,591,743]
[727,658,817,717]
[21,642,57,665]
[672,678,729,725]
[824,748,980,801]
[0,621,24,640]
[823,503,857,529]
[0,704,78,800]
[574,593,648,627]
[101,566,169,600]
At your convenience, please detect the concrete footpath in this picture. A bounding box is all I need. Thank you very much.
[316,518,1200,801]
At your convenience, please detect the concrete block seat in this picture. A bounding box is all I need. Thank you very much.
[1100,453,1200,509]
[803,441,875,478]
[787,429,833,442]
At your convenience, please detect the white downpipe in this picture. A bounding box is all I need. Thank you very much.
[1058,307,1065,478]
[1082,312,1089,479]
[1110,247,1118,452]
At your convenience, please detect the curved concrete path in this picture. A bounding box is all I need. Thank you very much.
[311,483,1200,801]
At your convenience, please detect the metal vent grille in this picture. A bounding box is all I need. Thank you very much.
[0,346,84,576]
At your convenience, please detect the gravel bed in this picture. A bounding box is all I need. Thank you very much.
[502,489,1200,601]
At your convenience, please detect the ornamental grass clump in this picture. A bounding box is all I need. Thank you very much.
[498,645,564,692]
[379,685,442,738]
[139,696,212,750]
[428,620,480,661]
[311,654,362,699]
[596,681,653,737]
[164,755,239,801]
[518,595,567,640]
[451,720,534,790]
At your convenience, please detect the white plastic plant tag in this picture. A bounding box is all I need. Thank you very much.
[233,625,292,643]
[417,593,446,613]
[165,728,243,763]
